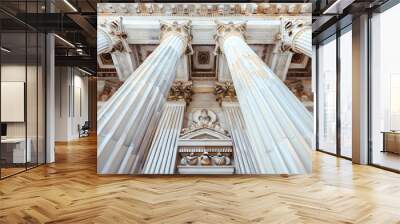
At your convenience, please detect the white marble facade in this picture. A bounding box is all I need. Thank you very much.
[97,3,312,174]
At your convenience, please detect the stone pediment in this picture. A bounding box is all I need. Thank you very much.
[180,128,231,140]
[178,128,232,147]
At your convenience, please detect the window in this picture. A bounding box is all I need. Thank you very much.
[339,28,352,158]
[371,3,400,171]
[317,36,337,154]
[0,1,47,179]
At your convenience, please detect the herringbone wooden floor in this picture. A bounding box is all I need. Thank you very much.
[1,136,400,224]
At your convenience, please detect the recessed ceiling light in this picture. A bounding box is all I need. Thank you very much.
[54,34,75,48]
[78,67,93,76]
[63,0,78,12]
[1,47,11,53]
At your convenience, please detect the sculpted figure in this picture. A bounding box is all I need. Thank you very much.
[199,152,212,166]
[181,152,198,166]
[213,152,231,166]
[197,109,213,128]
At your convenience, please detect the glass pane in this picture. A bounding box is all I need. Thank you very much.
[38,32,45,165]
[1,31,27,177]
[371,4,400,171]
[27,31,38,169]
[340,29,352,158]
[318,37,337,154]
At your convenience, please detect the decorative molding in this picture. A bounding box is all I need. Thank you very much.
[98,80,123,102]
[180,151,231,166]
[191,45,216,79]
[167,81,193,105]
[177,146,234,174]
[198,51,210,64]
[284,79,313,102]
[98,3,312,16]
[97,53,115,69]
[215,81,237,105]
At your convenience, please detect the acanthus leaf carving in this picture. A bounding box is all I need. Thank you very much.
[99,17,131,53]
[215,81,237,105]
[213,21,247,55]
[160,20,194,55]
[167,81,193,105]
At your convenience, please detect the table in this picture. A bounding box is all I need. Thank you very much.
[1,138,31,163]
[381,131,400,154]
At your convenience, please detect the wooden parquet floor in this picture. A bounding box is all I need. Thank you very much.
[1,136,400,224]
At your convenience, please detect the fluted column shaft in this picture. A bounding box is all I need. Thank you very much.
[98,22,190,174]
[97,29,114,55]
[291,28,311,57]
[282,20,312,58]
[142,101,185,174]
[216,22,313,174]
[222,102,260,174]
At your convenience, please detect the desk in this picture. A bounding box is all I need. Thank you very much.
[382,131,400,154]
[1,138,31,163]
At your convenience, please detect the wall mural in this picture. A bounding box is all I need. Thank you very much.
[97,2,313,175]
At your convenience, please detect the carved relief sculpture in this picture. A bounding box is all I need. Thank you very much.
[213,152,231,165]
[180,152,198,165]
[215,81,237,104]
[179,151,233,167]
[167,81,193,105]
[199,152,212,165]
[180,109,229,136]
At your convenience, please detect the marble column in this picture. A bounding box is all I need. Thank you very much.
[281,19,312,58]
[97,28,113,55]
[98,21,192,174]
[222,102,260,174]
[142,101,186,174]
[215,21,313,174]
[97,18,137,81]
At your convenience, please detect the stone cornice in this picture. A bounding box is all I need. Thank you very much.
[98,3,311,17]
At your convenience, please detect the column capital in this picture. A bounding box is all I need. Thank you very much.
[280,18,311,53]
[215,81,237,105]
[214,21,247,54]
[160,20,193,55]
[167,80,193,105]
[98,17,131,53]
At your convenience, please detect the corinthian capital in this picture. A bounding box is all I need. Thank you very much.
[214,21,247,54]
[167,81,193,105]
[280,18,311,52]
[160,20,193,55]
[99,17,130,53]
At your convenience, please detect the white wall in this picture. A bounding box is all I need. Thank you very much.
[54,67,89,141]
[1,65,39,138]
